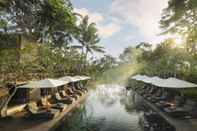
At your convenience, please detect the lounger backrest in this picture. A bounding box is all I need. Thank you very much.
[41,97,52,107]
[55,93,62,100]
[62,90,67,96]
[28,102,38,113]
[41,98,46,105]
[76,86,80,90]
[68,88,74,93]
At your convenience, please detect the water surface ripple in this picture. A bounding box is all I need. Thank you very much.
[56,84,143,131]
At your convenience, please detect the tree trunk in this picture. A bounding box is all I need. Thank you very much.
[84,49,88,71]
[78,47,85,73]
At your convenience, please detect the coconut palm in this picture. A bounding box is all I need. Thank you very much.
[73,15,104,70]
[75,15,104,57]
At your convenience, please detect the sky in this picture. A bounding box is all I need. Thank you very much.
[72,0,169,58]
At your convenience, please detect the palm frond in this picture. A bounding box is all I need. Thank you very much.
[70,45,83,49]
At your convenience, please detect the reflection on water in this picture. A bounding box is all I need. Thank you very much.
[56,84,143,131]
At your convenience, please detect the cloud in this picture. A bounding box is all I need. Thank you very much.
[74,8,121,38]
[110,0,169,43]
[98,23,121,38]
[74,8,103,24]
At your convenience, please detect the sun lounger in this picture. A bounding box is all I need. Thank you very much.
[71,87,83,96]
[136,88,145,94]
[159,96,183,112]
[59,90,75,102]
[134,87,141,92]
[164,99,196,118]
[26,102,60,119]
[143,88,158,98]
[78,83,88,92]
[155,91,169,100]
[138,87,151,95]
[155,92,174,108]
[39,97,67,112]
[147,90,163,102]
[83,87,88,92]
[54,92,73,104]
[75,85,86,93]
[65,88,80,99]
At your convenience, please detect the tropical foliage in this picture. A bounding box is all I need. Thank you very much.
[160,0,197,55]
[0,0,106,85]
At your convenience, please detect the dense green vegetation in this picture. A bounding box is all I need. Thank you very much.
[138,0,197,82]
[0,0,108,85]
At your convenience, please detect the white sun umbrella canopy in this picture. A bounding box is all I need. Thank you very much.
[74,76,84,81]
[131,74,143,80]
[150,76,166,87]
[81,75,91,80]
[141,76,153,84]
[59,76,79,83]
[18,79,68,88]
[134,75,144,81]
[158,77,197,89]
[136,75,150,83]
[74,76,91,81]
[137,75,146,81]
[131,75,151,82]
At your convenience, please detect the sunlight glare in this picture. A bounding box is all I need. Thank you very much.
[174,37,183,47]
[167,34,184,47]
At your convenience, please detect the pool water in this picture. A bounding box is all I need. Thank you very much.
[55,84,143,131]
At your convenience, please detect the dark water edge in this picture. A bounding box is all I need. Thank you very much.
[55,84,144,131]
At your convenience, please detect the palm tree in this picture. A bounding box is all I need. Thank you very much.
[73,15,105,70]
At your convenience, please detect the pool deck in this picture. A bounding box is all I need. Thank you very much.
[0,93,88,131]
[135,92,197,131]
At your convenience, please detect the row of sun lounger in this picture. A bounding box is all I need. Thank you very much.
[25,86,88,120]
[134,86,197,119]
